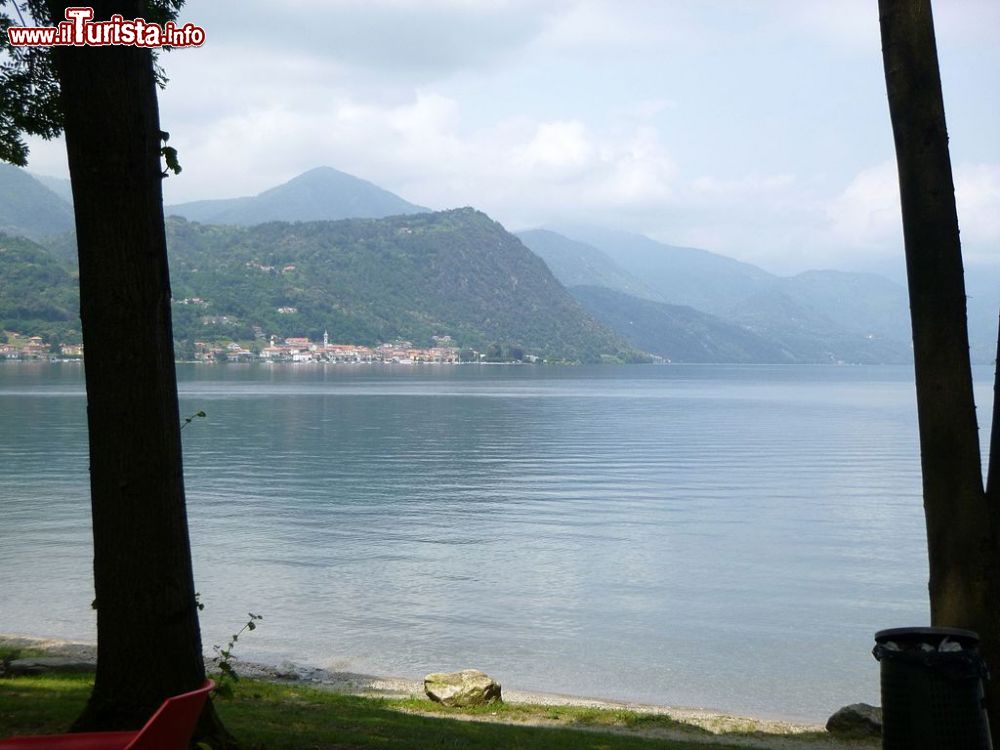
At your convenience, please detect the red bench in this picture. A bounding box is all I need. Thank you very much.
[0,680,214,749]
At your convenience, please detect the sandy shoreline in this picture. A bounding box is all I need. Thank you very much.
[2,633,845,745]
[0,634,884,750]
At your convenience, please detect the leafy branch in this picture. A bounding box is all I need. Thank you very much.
[212,612,263,699]
[160,130,182,177]
[180,410,206,430]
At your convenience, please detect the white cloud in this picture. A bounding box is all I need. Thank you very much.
[590,126,675,206]
[692,174,796,196]
[773,0,1000,52]
[827,160,1000,257]
[153,89,679,229]
[19,138,69,182]
[18,0,998,278]
[536,1,670,51]
[955,163,1000,247]
[516,121,594,175]
[775,0,880,51]
[180,0,550,79]
[826,161,902,249]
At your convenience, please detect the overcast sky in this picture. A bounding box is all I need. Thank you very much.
[24,0,1000,277]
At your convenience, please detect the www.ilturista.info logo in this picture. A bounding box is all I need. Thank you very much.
[6,6,205,48]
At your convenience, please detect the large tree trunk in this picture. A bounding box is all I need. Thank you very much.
[46,1,234,745]
[878,0,1000,729]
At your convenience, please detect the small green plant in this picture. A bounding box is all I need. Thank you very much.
[0,647,22,676]
[160,131,182,177]
[180,409,206,430]
[212,612,263,699]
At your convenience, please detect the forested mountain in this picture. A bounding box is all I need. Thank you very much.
[545,226,913,337]
[0,165,75,240]
[32,173,74,204]
[965,268,1000,363]
[516,229,663,302]
[166,166,429,226]
[770,270,910,344]
[725,289,911,364]
[553,225,775,315]
[164,209,637,362]
[2,210,638,361]
[523,227,917,364]
[0,232,80,343]
[570,286,795,363]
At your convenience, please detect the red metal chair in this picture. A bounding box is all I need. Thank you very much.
[0,679,214,750]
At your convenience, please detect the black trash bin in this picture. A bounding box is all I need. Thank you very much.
[873,627,993,749]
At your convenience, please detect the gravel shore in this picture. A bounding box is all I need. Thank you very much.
[4,633,863,748]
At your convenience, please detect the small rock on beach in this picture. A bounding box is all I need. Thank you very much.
[826,703,882,737]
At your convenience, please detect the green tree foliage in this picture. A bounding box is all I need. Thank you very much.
[0,1,183,165]
[0,3,61,166]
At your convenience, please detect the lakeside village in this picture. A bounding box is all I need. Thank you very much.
[0,331,534,365]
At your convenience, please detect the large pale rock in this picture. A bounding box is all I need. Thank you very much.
[424,669,502,707]
[826,703,882,737]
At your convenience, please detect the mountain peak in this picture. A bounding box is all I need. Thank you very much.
[266,166,377,192]
[166,166,429,226]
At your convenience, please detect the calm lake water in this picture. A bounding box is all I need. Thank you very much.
[1,362,995,721]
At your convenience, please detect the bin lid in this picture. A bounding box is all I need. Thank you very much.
[874,626,979,648]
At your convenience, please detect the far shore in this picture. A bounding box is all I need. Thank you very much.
[0,632,849,746]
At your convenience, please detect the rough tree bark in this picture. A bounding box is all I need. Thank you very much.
[878,0,1000,730]
[43,1,234,744]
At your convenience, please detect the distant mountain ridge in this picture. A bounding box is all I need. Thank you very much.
[521,226,916,364]
[32,173,74,204]
[570,286,796,363]
[0,164,76,240]
[166,166,429,225]
[5,163,994,364]
[551,225,775,315]
[515,229,664,302]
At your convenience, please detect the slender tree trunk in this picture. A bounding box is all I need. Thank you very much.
[46,1,234,744]
[878,0,1000,730]
[988,311,1000,503]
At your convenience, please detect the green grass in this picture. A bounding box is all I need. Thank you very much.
[389,696,690,730]
[0,646,49,662]
[386,697,855,746]
[0,672,779,750]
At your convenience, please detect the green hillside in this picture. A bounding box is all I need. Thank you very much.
[0,165,76,240]
[0,211,638,362]
[726,289,911,364]
[165,209,638,362]
[0,232,80,343]
[570,285,796,363]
